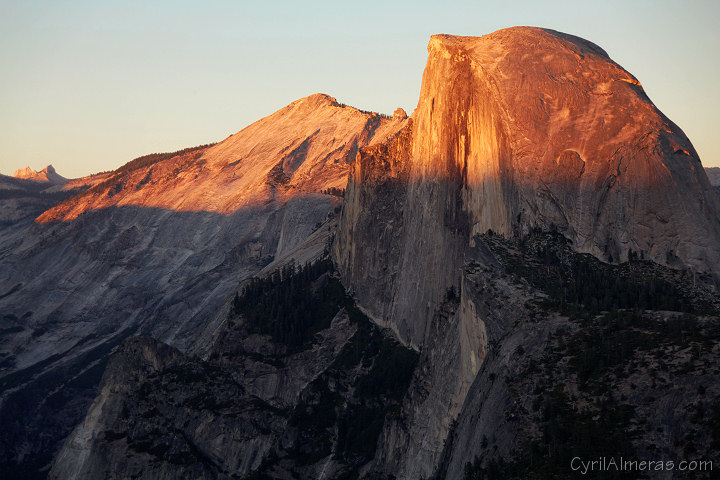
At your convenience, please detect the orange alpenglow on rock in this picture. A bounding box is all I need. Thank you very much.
[393,107,408,119]
[36,94,408,223]
[414,28,720,267]
[335,26,720,349]
[13,165,68,184]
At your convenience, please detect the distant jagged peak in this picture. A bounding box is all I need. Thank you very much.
[13,164,68,184]
[13,166,34,178]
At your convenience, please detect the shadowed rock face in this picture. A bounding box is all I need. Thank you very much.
[0,94,406,477]
[707,167,720,200]
[706,167,720,186]
[336,26,720,349]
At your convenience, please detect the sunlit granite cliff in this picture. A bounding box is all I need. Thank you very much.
[335,27,720,349]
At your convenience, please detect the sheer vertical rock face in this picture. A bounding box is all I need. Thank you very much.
[334,124,467,349]
[412,35,514,237]
[334,28,720,478]
[336,27,720,349]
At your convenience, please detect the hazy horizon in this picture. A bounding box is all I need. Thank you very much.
[1,0,719,178]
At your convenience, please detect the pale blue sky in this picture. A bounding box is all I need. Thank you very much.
[1,0,718,178]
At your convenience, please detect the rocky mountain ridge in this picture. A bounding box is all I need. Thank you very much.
[13,165,68,184]
[38,94,405,223]
[0,94,406,478]
[50,260,419,480]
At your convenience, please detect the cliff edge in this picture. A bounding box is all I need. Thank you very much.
[335,26,720,348]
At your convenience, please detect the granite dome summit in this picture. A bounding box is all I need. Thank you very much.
[337,26,720,348]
